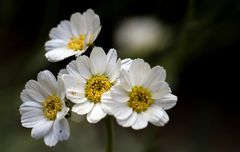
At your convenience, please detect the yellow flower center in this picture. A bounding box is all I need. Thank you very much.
[128,86,153,113]
[42,95,62,120]
[85,75,112,103]
[67,35,86,51]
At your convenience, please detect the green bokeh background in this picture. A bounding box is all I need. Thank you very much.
[0,0,239,151]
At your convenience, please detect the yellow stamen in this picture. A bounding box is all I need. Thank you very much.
[85,75,112,103]
[128,86,153,113]
[42,95,62,120]
[67,34,86,51]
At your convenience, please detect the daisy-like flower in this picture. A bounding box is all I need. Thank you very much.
[45,9,101,62]
[102,59,177,130]
[62,47,121,123]
[19,70,70,146]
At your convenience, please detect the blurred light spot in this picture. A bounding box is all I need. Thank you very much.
[114,17,171,57]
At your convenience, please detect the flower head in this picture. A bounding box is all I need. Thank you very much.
[62,47,121,123]
[19,70,70,146]
[45,9,101,62]
[102,59,177,130]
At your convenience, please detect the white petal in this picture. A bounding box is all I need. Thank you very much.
[21,109,43,119]
[83,9,100,33]
[49,21,72,41]
[20,101,42,108]
[119,69,132,91]
[76,55,91,79]
[66,60,78,75]
[129,59,151,86]
[75,48,88,57]
[62,74,85,90]
[143,66,166,88]
[57,73,67,99]
[25,80,39,91]
[57,106,69,120]
[53,118,70,141]
[105,49,118,80]
[84,32,92,45]
[56,77,66,99]
[110,86,129,103]
[121,58,133,71]
[20,89,33,102]
[114,106,133,120]
[45,48,75,62]
[49,28,70,42]
[102,90,128,116]
[72,101,94,115]
[132,113,148,130]
[117,112,137,127]
[107,59,121,83]
[21,110,45,128]
[101,91,117,115]
[155,94,177,110]
[70,12,86,36]
[31,119,53,139]
[45,39,67,51]
[86,103,106,123]
[66,88,87,103]
[37,70,57,95]
[142,105,169,126]
[44,130,58,147]
[89,26,101,43]
[106,49,117,68]
[25,80,45,102]
[58,69,68,79]
[57,20,72,34]
[26,89,45,103]
[90,47,107,75]
[66,60,81,77]
[151,82,170,99]
[19,101,42,115]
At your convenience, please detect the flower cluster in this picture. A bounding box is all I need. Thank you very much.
[19,9,177,147]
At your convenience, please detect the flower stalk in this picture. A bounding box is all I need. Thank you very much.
[105,116,113,152]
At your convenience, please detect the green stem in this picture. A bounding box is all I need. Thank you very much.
[105,116,113,152]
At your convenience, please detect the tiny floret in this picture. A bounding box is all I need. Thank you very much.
[85,75,112,103]
[128,86,153,113]
[42,95,62,120]
[67,35,86,51]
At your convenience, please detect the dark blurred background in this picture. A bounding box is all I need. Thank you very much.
[0,0,239,151]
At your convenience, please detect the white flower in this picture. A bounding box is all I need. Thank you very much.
[62,47,121,123]
[45,9,101,62]
[19,70,70,147]
[101,59,177,130]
